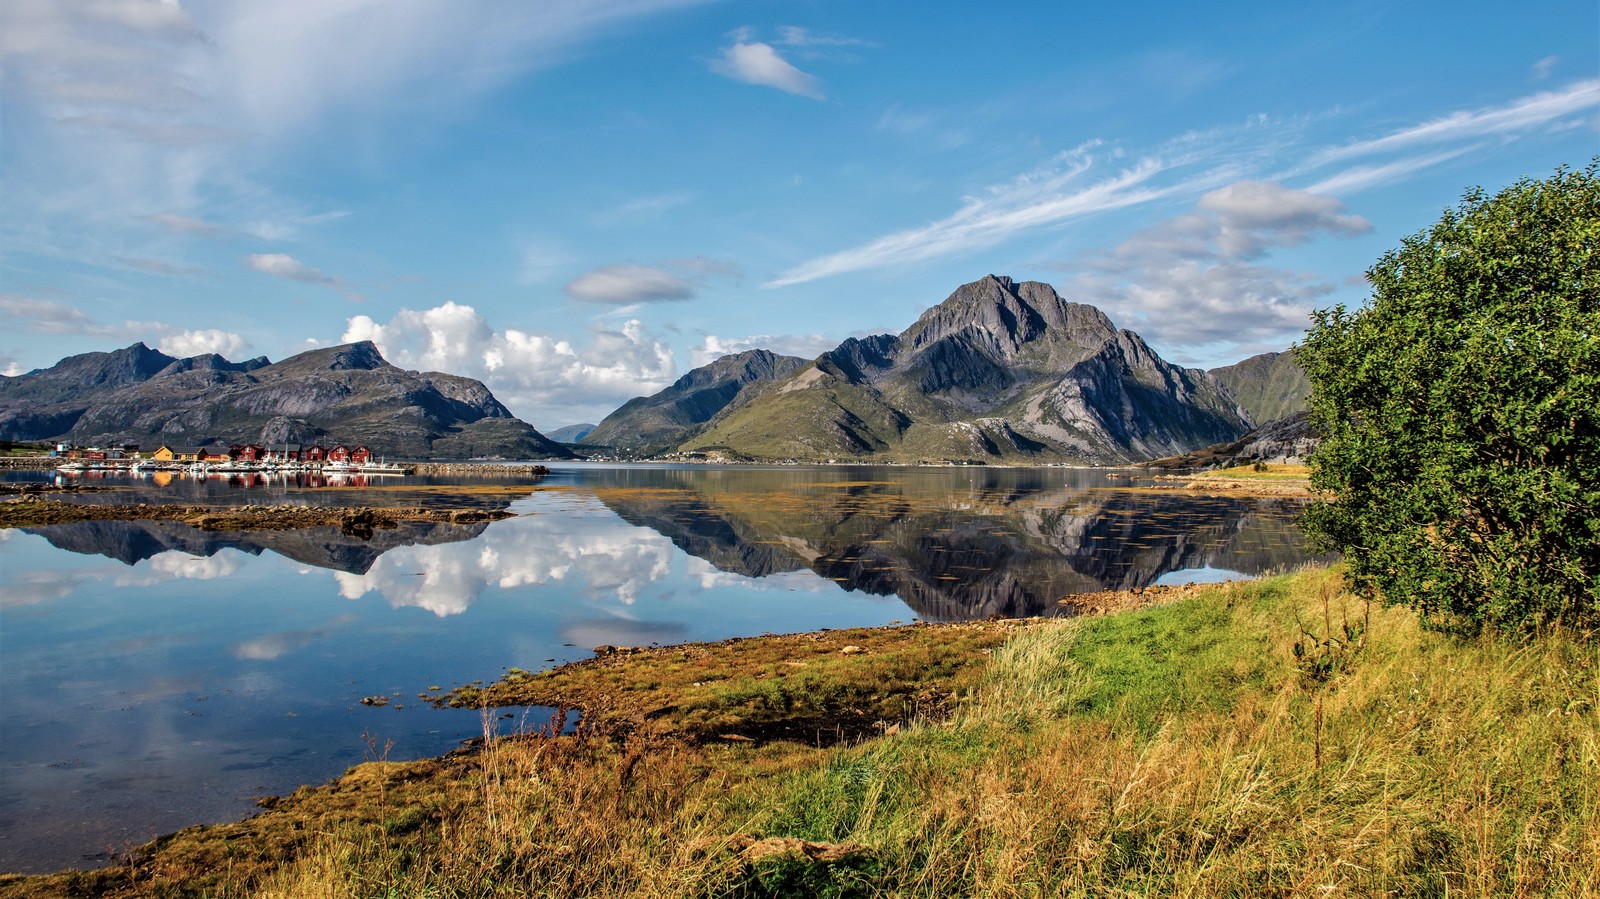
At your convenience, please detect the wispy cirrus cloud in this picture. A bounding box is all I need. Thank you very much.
[1307,79,1600,168]
[1304,146,1480,196]
[770,80,1600,290]
[0,293,248,358]
[137,213,226,238]
[588,191,695,227]
[1,0,712,266]
[116,256,210,277]
[767,146,1183,288]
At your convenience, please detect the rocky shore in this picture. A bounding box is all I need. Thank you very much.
[0,497,513,531]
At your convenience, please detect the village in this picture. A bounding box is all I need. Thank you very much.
[49,442,412,476]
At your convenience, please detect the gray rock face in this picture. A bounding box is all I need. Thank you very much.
[583,348,808,452]
[683,275,1252,464]
[0,341,573,459]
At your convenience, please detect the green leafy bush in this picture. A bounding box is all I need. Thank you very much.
[1299,161,1599,632]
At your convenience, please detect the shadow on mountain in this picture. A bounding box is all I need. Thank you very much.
[587,467,1325,621]
[24,518,493,575]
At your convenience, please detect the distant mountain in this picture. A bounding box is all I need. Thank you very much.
[546,423,598,443]
[671,275,1251,464]
[583,349,808,453]
[1207,350,1310,424]
[0,341,574,460]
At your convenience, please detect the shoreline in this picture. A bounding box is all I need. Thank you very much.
[0,497,515,530]
[3,565,1592,897]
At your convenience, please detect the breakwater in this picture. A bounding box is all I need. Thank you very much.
[0,456,57,470]
[409,462,550,478]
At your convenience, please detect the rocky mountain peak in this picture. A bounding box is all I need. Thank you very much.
[899,275,1117,365]
[47,342,179,387]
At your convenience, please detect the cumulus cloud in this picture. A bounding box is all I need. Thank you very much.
[339,301,677,424]
[690,332,840,368]
[332,514,679,616]
[158,329,252,359]
[1072,181,1370,353]
[564,264,696,304]
[711,38,825,98]
[1111,180,1370,264]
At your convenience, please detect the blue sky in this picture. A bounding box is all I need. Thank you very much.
[3,0,1596,429]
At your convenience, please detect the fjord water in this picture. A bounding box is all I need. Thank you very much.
[0,463,1324,873]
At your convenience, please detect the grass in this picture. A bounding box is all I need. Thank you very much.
[5,566,1596,898]
[1201,462,1312,480]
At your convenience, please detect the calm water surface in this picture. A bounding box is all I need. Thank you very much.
[0,463,1326,873]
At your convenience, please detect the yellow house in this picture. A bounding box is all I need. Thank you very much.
[151,445,202,462]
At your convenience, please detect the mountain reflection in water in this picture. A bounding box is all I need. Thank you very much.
[575,466,1320,620]
[22,465,1323,621]
[0,464,1329,874]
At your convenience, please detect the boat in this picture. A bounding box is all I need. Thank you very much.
[357,461,412,475]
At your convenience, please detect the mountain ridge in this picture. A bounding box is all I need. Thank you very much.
[675,275,1253,464]
[0,341,572,460]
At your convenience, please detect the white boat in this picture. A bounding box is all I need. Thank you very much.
[358,461,411,475]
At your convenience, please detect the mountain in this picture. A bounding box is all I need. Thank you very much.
[674,275,1252,464]
[582,348,808,453]
[1207,350,1310,424]
[546,423,598,443]
[0,341,574,460]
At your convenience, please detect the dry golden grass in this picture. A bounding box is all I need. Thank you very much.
[6,566,1595,898]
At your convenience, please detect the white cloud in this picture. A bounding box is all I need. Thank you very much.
[244,252,330,283]
[137,213,225,237]
[1304,146,1479,196]
[710,39,824,99]
[0,0,710,264]
[1533,56,1560,80]
[1307,79,1600,167]
[564,264,695,304]
[769,80,1599,289]
[768,146,1182,288]
[116,256,210,276]
[690,332,840,367]
[2,293,245,361]
[0,293,166,340]
[339,301,677,424]
[158,329,252,360]
[773,26,868,48]
[1073,181,1369,355]
[244,253,363,301]
[588,191,694,227]
[332,514,679,616]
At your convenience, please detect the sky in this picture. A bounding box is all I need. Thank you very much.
[2,1,1597,430]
